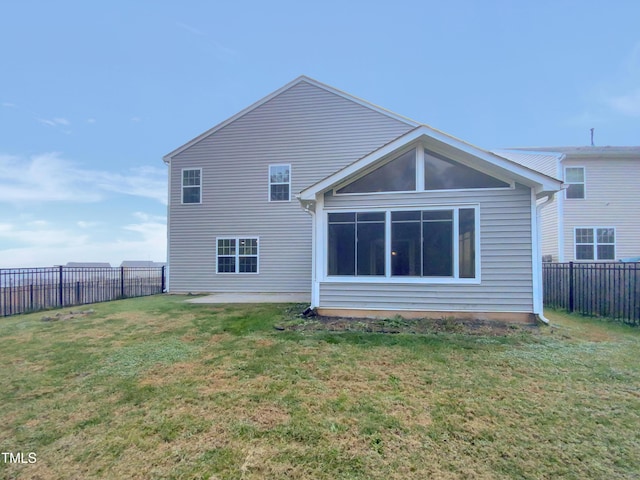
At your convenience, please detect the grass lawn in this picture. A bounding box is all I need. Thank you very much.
[1,296,639,479]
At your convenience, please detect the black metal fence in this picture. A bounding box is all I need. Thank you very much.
[543,262,640,325]
[0,266,166,317]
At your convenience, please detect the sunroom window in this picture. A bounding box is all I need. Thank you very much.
[327,207,477,279]
[336,150,416,194]
[424,151,510,190]
[328,212,385,276]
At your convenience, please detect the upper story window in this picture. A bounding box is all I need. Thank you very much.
[182,168,202,204]
[564,167,585,199]
[269,165,291,201]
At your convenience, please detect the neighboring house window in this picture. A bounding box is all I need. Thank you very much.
[269,164,291,201]
[182,168,202,204]
[217,237,259,273]
[575,228,615,260]
[564,167,585,199]
[327,207,476,279]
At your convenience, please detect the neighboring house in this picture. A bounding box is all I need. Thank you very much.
[120,261,166,268]
[498,147,640,262]
[65,262,112,268]
[164,76,562,322]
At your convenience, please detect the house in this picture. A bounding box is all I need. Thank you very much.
[120,261,166,268]
[498,147,640,262]
[163,76,563,322]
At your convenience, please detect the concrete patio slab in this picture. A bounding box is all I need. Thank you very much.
[185,292,310,304]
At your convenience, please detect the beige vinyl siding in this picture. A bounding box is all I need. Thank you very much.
[167,80,414,293]
[562,157,640,261]
[540,197,560,260]
[320,184,534,312]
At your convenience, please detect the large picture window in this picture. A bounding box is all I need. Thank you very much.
[327,207,477,280]
[217,237,259,273]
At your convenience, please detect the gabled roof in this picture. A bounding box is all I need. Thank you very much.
[299,126,564,201]
[163,75,420,163]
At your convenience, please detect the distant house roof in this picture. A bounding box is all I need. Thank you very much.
[120,261,166,268]
[507,146,640,159]
[65,262,112,268]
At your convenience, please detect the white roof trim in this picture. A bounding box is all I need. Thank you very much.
[299,126,564,201]
[163,75,420,163]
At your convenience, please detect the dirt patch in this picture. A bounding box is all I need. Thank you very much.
[282,315,540,336]
[41,309,95,322]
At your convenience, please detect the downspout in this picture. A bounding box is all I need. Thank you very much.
[297,197,317,312]
[535,193,555,324]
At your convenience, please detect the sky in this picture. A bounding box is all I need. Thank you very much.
[1,0,639,268]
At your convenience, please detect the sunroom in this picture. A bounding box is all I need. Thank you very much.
[298,126,563,322]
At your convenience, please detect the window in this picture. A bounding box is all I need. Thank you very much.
[575,228,615,260]
[336,150,416,194]
[424,151,509,190]
[327,207,477,279]
[269,165,291,201]
[182,168,201,204]
[565,167,585,199]
[328,212,385,276]
[335,147,509,195]
[217,238,259,273]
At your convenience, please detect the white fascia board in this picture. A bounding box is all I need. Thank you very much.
[163,76,419,164]
[299,125,564,201]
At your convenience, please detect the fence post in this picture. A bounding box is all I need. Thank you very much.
[568,261,574,313]
[59,265,64,307]
[120,266,125,299]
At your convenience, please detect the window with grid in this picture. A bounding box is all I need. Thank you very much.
[565,167,585,199]
[269,165,290,201]
[575,227,615,260]
[182,168,201,204]
[217,238,258,273]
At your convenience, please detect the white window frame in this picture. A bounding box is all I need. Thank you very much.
[181,168,202,204]
[574,227,615,261]
[268,164,291,202]
[564,166,585,200]
[216,237,260,274]
[323,205,480,284]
